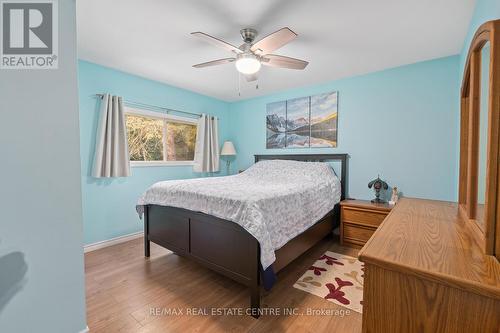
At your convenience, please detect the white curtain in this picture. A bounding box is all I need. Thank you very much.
[92,94,131,178]
[193,114,219,173]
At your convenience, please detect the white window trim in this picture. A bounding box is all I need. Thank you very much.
[125,107,199,125]
[125,107,198,167]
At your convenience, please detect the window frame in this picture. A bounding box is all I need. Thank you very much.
[124,107,198,167]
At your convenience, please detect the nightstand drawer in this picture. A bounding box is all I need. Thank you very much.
[340,200,392,247]
[343,223,376,244]
[342,207,388,227]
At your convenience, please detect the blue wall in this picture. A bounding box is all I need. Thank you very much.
[79,56,461,246]
[81,7,500,243]
[0,1,87,332]
[78,61,230,245]
[227,56,460,202]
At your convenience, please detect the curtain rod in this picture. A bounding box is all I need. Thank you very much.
[95,94,202,118]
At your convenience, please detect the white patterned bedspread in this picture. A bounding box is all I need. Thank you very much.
[137,160,341,270]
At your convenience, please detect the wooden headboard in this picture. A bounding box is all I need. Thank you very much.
[254,154,349,200]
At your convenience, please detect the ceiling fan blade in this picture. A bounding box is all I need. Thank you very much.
[193,58,236,68]
[251,27,297,55]
[245,73,258,82]
[262,54,308,70]
[191,32,243,54]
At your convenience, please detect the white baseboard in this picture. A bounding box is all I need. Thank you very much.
[84,231,143,253]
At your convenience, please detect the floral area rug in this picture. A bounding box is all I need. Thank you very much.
[293,251,364,313]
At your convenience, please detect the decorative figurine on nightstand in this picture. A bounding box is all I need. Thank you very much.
[368,175,389,203]
[389,187,399,205]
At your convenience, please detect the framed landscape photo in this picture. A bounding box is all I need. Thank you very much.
[266,91,338,149]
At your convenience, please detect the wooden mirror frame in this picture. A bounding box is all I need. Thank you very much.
[459,19,500,258]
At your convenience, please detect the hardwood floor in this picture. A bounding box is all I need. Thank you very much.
[85,235,362,333]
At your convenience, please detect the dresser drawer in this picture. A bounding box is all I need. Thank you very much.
[342,207,388,227]
[343,223,376,245]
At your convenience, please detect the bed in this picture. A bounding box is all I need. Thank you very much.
[137,154,348,317]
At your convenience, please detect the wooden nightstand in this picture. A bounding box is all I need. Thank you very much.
[340,199,393,247]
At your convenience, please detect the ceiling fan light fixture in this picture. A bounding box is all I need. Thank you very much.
[191,27,308,81]
[235,54,261,75]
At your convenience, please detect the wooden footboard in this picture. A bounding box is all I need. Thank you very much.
[144,204,338,318]
[144,205,261,316]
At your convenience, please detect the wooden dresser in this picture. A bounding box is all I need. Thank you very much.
[357,20,500,332]
[358,198,500,333]
[340,200,392,247]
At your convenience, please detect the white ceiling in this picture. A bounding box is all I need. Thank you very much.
[77,0,475,102]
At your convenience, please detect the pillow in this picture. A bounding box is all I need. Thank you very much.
[242,159,337,183]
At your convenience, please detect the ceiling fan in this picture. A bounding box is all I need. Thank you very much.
[191,27,308,81]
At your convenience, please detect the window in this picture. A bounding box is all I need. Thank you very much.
[125,108,198,166]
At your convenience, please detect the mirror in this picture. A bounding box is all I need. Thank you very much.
[476,41,490,231]
[459,19,500,257]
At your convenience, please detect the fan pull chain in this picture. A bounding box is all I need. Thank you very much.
[238,72,241,96]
